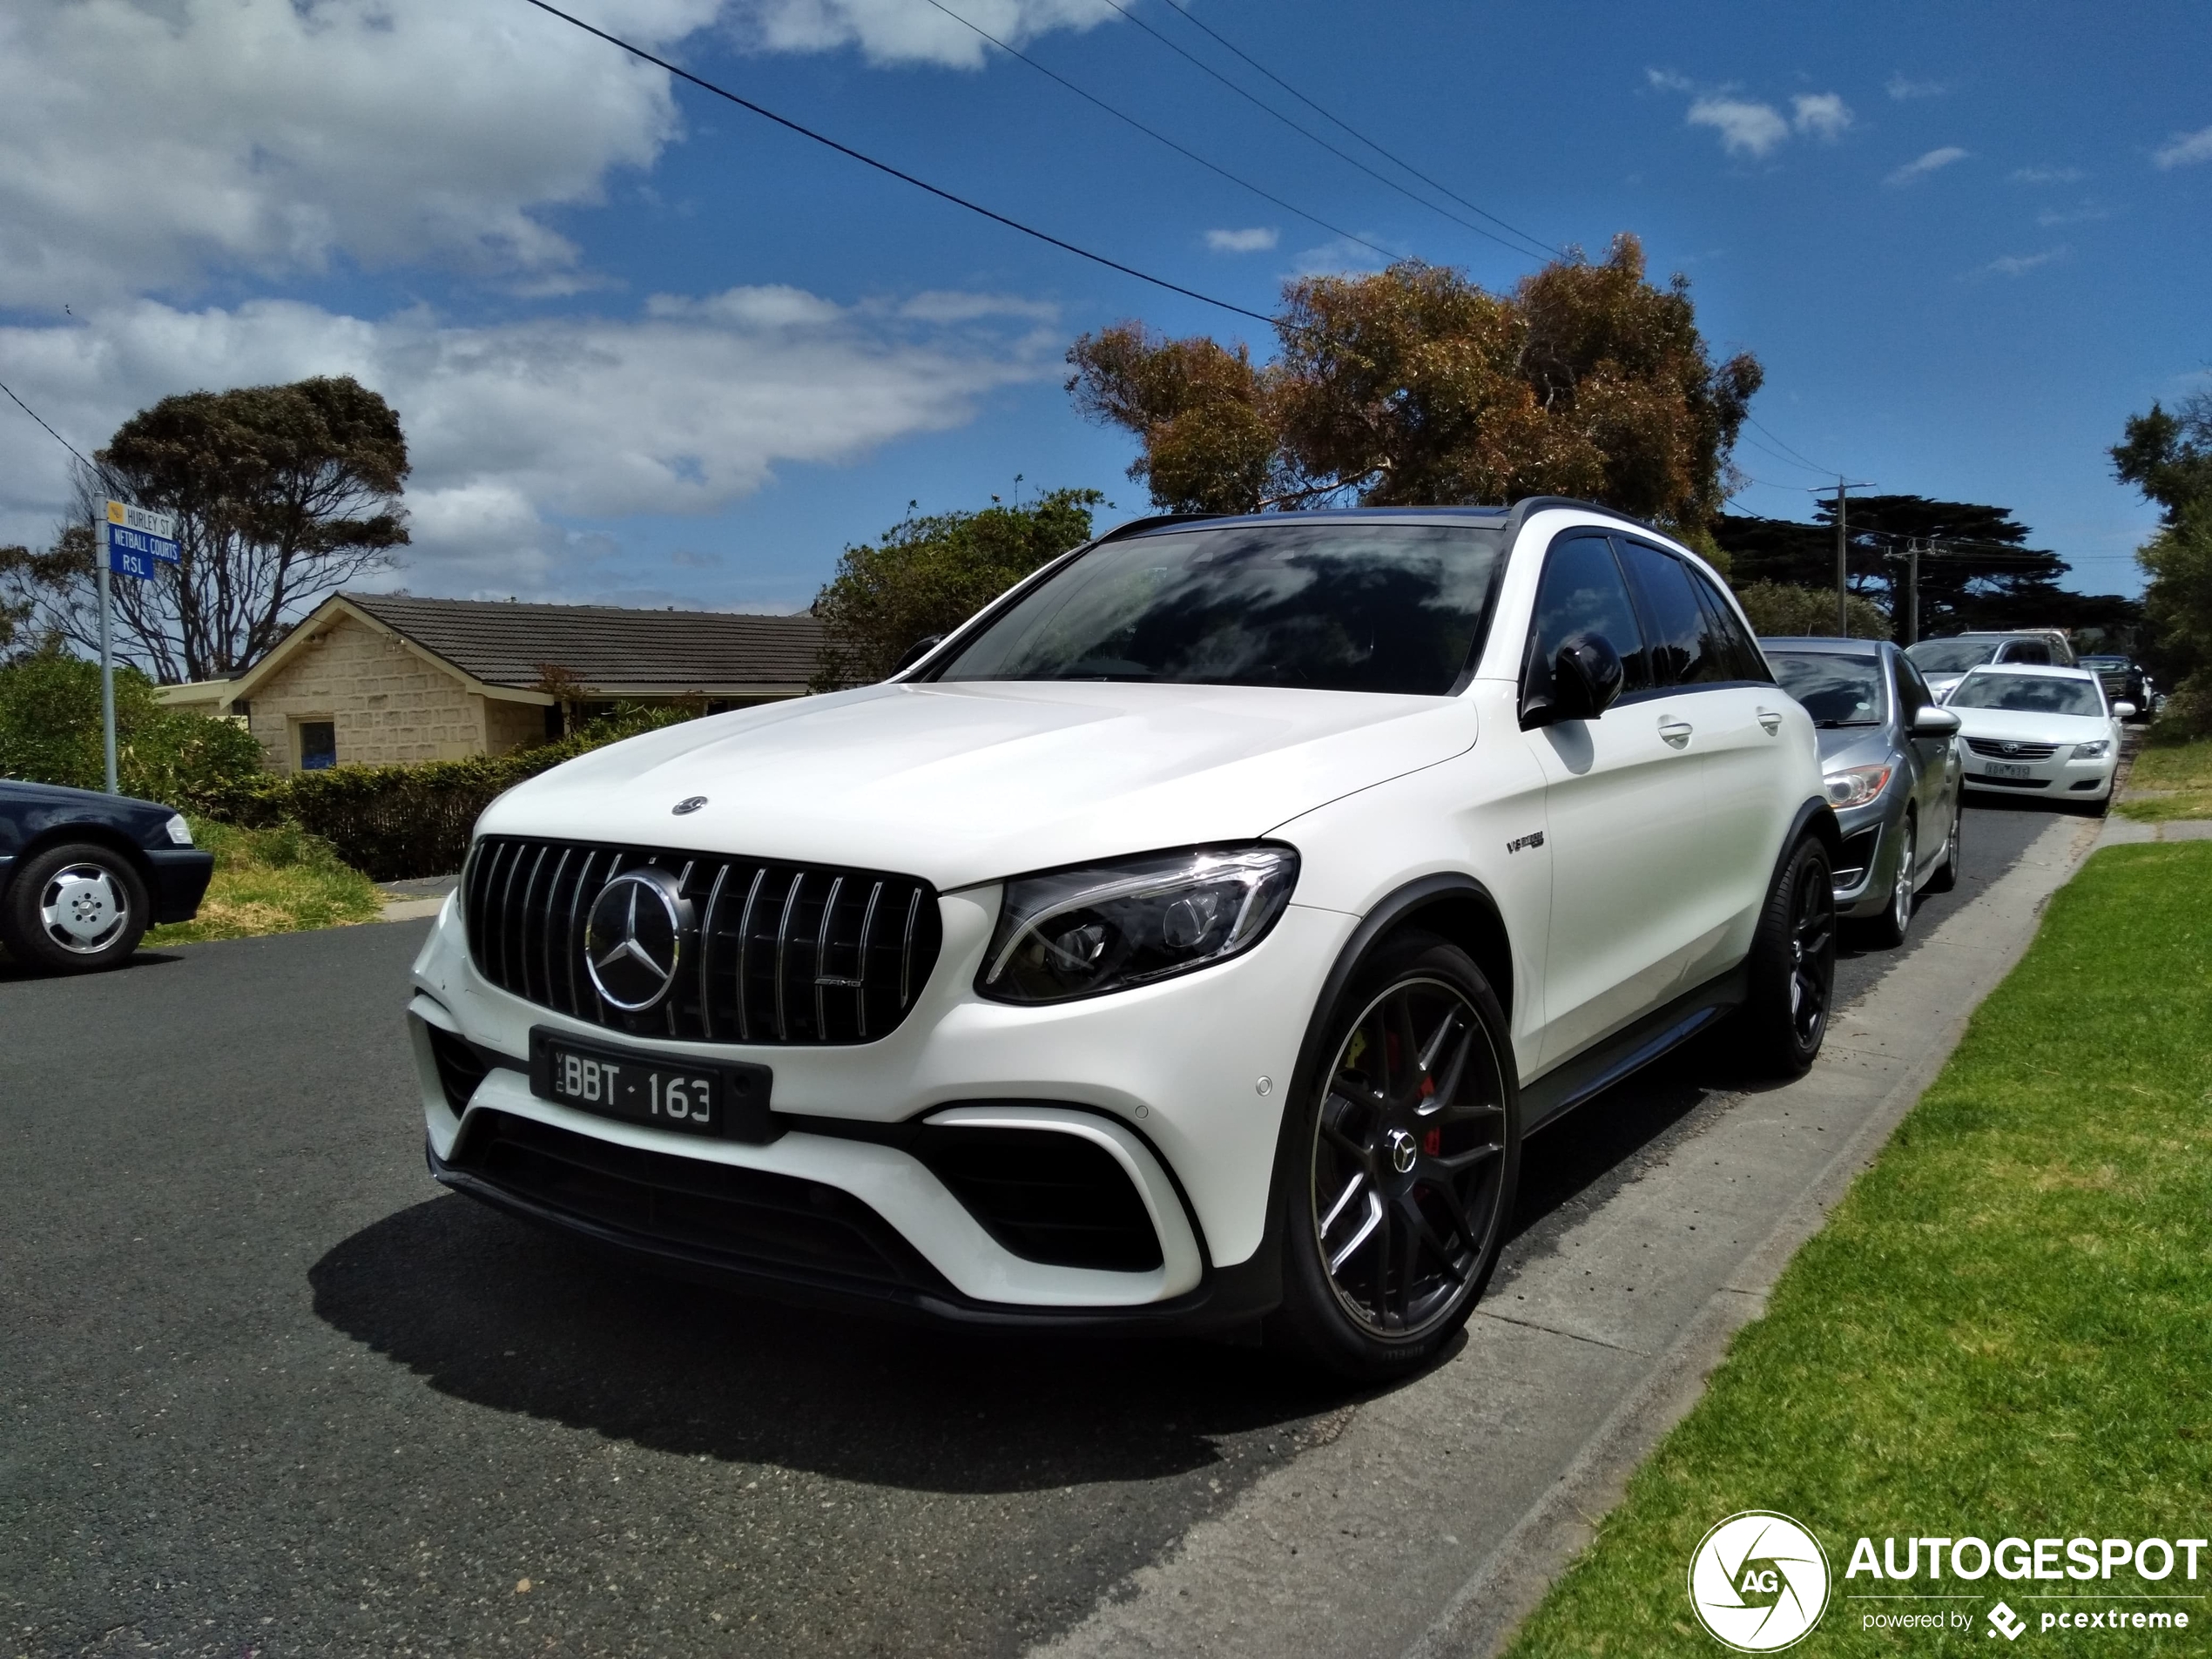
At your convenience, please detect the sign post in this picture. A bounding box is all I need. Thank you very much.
[95,499,179,794]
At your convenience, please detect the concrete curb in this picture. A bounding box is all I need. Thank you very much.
[1029,812,2101,1659]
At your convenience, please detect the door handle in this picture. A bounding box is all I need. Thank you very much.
[1757,706,1784,735]
[1658,717,1693,749]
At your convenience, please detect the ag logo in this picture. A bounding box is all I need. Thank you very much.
[1687,1511,1831,1651]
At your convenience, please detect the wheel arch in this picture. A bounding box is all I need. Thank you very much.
[1248,873,1520,1298]
[3,825,157,905]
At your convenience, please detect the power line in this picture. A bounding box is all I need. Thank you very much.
[0,376,97,474]
[1151,2,1564,262]
[1088,0,1555,265]
[1743,415,1839,476]
[514,0,1277,325]
[917,0,1408,267]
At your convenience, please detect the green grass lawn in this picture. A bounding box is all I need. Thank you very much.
[145,816,385,945]
[1502,842,2212,1656]
[2118,735,2212,822]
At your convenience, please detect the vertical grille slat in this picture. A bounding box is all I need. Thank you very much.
[464,837,938,1047]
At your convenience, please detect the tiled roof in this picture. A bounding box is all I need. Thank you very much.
[340,593,824,691]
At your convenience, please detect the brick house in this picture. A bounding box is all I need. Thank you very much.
[157,593,823,774]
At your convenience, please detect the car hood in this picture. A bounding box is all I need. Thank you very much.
[1813,725,1895,770]
[480,680,1480,889]
[1948,706,2110,743]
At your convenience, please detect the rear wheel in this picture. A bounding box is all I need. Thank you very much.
[1272,932,1520,1380]
[1738,837,1836,1077]
[0,842,150,974]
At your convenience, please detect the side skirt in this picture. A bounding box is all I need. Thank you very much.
[1519,964,1749,1134]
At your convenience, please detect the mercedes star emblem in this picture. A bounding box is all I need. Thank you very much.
[583,868,693,1012]
[672,796,708,815]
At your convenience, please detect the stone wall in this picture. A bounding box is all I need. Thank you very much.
[481,693,547,759]
[246,613,487,772]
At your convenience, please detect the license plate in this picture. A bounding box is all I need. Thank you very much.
[527,1029,775,1141]
[1982,762,2032,779]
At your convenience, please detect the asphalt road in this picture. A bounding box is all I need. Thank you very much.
[0,799,2069,1659]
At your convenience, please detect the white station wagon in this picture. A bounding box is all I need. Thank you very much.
[407,501,1839,1376]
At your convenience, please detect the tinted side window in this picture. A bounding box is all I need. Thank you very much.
[1527,534,1651,700]
[1687,568,1772,683]
[1615,539,1720,685]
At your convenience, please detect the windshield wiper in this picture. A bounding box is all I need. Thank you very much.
[1812,718,1880,729]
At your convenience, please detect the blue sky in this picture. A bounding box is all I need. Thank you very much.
[3,0,2206,616]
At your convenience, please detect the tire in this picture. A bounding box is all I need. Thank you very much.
[1925,800,1961,894]
[1270,931,1521,1381]
[1862,815,1915,950]
[1737,836,1836,1078]
[0,842,151,974]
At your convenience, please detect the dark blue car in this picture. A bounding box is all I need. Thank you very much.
[0,780,215,973]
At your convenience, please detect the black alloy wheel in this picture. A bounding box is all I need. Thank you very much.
[1741,837,1836,1077]
[1925,802,1961,894]
[1275,932,1520,1379]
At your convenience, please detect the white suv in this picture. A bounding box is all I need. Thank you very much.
[407,501,1838,1377]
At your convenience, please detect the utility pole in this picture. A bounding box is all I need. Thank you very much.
[1906,539,1922,646]
[96,508,118,794]
[1827,478,1876,637]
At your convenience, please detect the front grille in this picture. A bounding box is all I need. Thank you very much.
[452,1109,948,1291]
[919,1128,1163,1272]
[464,837,942,1045]
[1966,738,2058,760]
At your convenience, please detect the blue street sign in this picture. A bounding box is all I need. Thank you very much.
[108,542,157,581]
[107,522,179,564]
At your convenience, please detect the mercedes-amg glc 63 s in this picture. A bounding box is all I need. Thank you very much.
[408,500,1838,1377]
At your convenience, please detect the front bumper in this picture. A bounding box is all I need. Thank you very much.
[145,847,216,923]
[408,886,1355,1325]
[1960,749,2115,800]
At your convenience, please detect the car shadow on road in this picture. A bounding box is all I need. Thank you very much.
[0,947,185,983]
[310,1193,1380,1494]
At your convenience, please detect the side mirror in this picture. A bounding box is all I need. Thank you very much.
[2114,702,2138,720]
[1524,631,1625,727]
[1909,705,1960,738]
[893,633,945,675]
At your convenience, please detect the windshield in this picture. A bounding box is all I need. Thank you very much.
[2077,656,2127,671]
[1907,638,1999,674]
[1768,651,1885,727]
[1948,672,2105,717]
[931,522,1507,695]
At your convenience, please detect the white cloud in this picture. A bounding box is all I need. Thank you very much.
[1984,246,2067,277]
[1885,74,1947,100]
[1885,145,1970,185]
[2152,125,2212,169]
[2011,165,2087,185]
[728,0,1119,68]
[0,288,1056,594]
[0,0,737,308]
[1666,81,1851,158]
[1791,93,1854,142]
[2037,202,2110,226]
[1687,98,1791,158]
[1205,227,1280,254]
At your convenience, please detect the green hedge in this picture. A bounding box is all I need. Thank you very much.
[192,704,698,881]
[0,650,266,804]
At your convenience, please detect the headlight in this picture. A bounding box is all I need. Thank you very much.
[1823,763,1892,810]
[2072,739,2111,759]
[164,813,194,846]
[978,844,1299,1004]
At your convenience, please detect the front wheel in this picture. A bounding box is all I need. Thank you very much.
[1271,931,1521,1380]
[0,842,151,974]
[1862,817,1916,950]
[1737,836,1836,1078]
[1925,801,1961,894]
